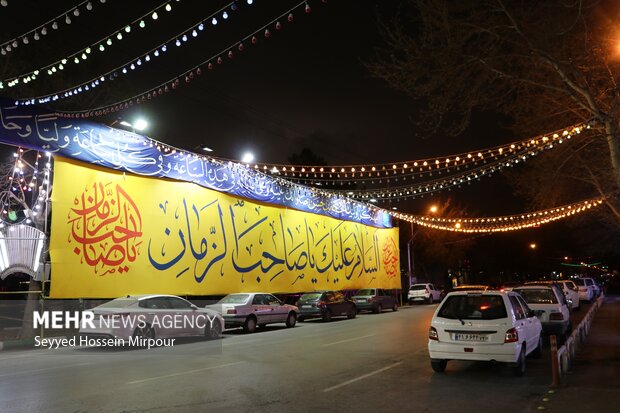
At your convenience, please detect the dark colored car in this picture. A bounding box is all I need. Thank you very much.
[296,291,357,322]
[352,288,398,313]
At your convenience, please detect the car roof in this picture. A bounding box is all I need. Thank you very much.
[124,294,185,300]
[514,285,553,289]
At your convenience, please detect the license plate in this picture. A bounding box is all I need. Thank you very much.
[454,333,488,342]
[302,305,311,308]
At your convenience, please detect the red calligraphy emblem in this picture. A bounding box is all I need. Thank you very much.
[382,237,399,278]
[67,182,143,276]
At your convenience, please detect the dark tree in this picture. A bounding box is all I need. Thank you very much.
[367,0,620,226]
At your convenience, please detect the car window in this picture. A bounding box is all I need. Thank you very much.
[356,289,375,296]
[508,295,525,320]
[584,279,593,286]
[514,288,557,304]
[265,294,281,305]
[252,295,268,305]
[220,294,250,304]
[574,279,585,286]
[437,294,507,320]
[98,298,138,308]
[429,285,435,290]
[410,285,427,291]
[515,295,533,318]
[565,281,576,289]
[333,291,345,301]
[300,293,322,301]
[139,297,170,309]
[167,297,192,309]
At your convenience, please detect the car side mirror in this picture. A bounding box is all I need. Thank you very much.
[190,304,198,310]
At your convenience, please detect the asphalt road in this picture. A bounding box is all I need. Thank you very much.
[0,303,589,413]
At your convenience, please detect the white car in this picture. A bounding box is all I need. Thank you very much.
[79,295,225,341]
[206,293,299,333]
[525,280,580,311]
[408,283,442,304]
[428,290,543,376]
[579,277,601,298]
[574,278,596,302]
[513,286,572,342]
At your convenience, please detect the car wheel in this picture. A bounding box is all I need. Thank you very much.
[513,345,526,376]
[531,335,543,358]
[347,306,357,319]
[133,323,155,340]
[205,320,222,340]
[285,312,297,328]
[430,359,447,373]
[322,310,332,322]
[373,304,381,314]
[243,316,257,334]
[392,303,398,312]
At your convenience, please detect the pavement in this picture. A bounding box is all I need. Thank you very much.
[543,294,620,412]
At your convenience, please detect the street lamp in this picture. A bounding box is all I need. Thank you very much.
[530,243,537,250]
[241,152,254,164]
[112,117,148,132]
[195,144,214,152]
[429,205,438,214]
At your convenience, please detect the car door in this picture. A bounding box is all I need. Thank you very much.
[514,294,539,353]
[141,297,174,338]
[265,294,287,323]
[508,295,531,351]
[251,294,273,325]
[166,296,199,336]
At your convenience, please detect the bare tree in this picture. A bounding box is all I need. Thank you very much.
[367,0,620,225]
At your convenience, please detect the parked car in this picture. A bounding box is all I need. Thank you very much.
[205,293,299,333]
[513,286,572,342]
[579,277,601,298]
[428,290,543,376]
[79,294,225,341]
[574,278,596,303]
[352,288,398,313]
[296,291,356,322]
[525,280,580,311]
[408,283,442,304]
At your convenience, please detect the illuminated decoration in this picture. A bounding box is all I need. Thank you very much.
[244,124,588,182]
[1,0,182,90]
[391,198,605,233]
[0,148,51,226]
[49,0,326,116]
[0,224,47,280]
[0,99,390,228]
[0,0,109,58]
[50,158,400,298]
[240,124,591,201]
[10,1,245,103]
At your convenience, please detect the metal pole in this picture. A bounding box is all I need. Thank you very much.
[550,335,561,387]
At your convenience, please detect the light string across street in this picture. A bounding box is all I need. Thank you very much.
[53,0,322,117]
[10,0,245,105]
[0,0,111,57]
[1,0,183,90]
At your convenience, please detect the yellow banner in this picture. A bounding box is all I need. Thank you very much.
[50,158,400,298]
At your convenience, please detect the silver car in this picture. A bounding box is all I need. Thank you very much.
[206,293,299,333]
[79,295,225,341]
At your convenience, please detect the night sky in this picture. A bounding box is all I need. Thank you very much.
[1,0,615,274]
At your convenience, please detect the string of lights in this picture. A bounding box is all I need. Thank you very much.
[391,198,605,233]
[0,0,110,57]
[0,148,51,225]
[232,124,590,182]
[0,0,183,90]
[11,1,247,105]
[54,0,323,117]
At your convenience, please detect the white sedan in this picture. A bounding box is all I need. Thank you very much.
[79,295,224,341]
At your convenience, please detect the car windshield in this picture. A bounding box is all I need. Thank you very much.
[565,281,576,289]
[514,288,557,304]
[96,298,137,308]
[410,285,427,290]
[219,294,250,304]
[299,293,323,301]
[355,289,375,296]
[574,279,585,286]
[437,294,507,320]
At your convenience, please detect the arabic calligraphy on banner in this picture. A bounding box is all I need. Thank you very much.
[0,99,390,228]
[50,158,400,298]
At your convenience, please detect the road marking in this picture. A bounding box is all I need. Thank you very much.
[322,361,403,392]
[127,361,244,384]
[323,334,376,347]
[0,362,89,378]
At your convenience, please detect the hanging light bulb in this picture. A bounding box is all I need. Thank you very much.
[73,8,80,16]
[152,11,158,20]
[86,1,93,10]
[52,21,58,30]
[139,20,146,28]
[65,15,72,24]
[165,3,172,11]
